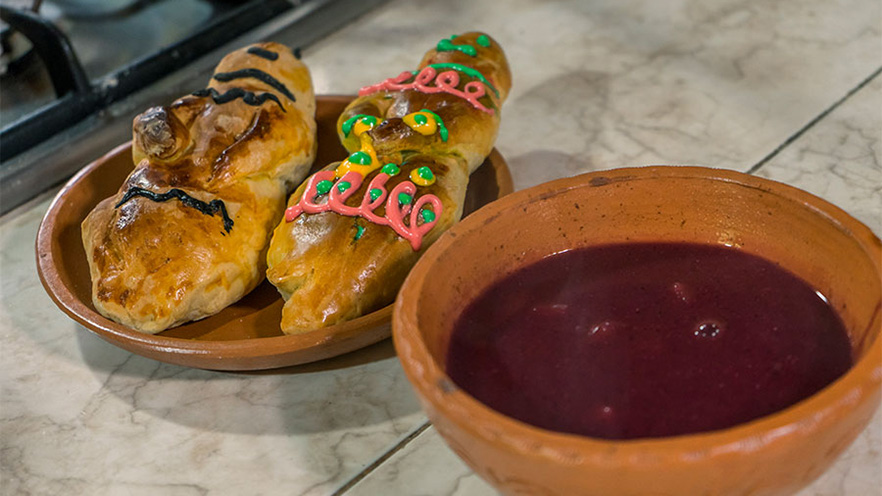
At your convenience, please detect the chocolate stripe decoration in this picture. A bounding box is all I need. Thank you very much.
[213,68,296,102]
[247,47,279,61]
[115,187,235,233]
[191,87,285,112]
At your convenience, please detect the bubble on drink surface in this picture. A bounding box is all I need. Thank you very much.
[587,320,617,336]
[693,320,724,339]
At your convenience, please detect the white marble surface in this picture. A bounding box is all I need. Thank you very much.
[1,218,425,495]
[2,0,880,494]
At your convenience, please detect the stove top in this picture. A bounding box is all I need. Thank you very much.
[0,0,387,214]
[2,0,267,125]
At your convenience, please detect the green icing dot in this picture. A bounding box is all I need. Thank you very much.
[398,193,413,205]
[420,209,436,223]
[420,109,449,142]
[476,35,491,47]
[436,36,477,57]
[316,180,333,195]
[337,181,351,193]
[417,166,434,180]
[414,113,428,125]
[341,114,369,137]
[361,115,378,126]
[349,151,372,165]
[382,163,400,176]
[369,188,383,201]
[354,224,365,241]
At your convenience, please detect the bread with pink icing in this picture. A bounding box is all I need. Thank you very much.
[267,32,511,334]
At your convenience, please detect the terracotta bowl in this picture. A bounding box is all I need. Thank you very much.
[393,166,882,496]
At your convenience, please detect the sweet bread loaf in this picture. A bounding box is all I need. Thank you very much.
[82,42,316,333]
[267,32,510,334]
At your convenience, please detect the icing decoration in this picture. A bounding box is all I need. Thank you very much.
[316,180,333,195]
[213,68,296,102]
[349,151,371,165]
[437,35,477,57]
[410,166,436,186]
[341,114,380,137]
[358,65,495,115]
[420,63,499,97]
[284,171,442,250]
[419,109,449,141]
[382,163,400,176]
[353,116,380,135]
[247,47,279,61]
[191,88,284,111]
[354,222,365,241]
[335,133,381,178]
[402,109,448,141]
[116,187,234,233]
[403,111,436,136]
[476,35,491,47]
[336,113,385,178]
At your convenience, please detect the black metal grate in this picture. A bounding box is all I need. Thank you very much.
[0,0,295,162]
[0,0,389,215]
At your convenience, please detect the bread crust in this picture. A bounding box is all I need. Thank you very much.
[267,33,510,334]
[82,42,316,334]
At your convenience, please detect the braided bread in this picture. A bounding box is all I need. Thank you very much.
[82,42,316,333]
[267,32,511,334]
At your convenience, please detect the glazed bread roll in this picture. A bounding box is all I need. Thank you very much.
[267,32,510,334]
[82,42,316,333]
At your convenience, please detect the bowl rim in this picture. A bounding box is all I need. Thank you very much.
[393,165,882,466]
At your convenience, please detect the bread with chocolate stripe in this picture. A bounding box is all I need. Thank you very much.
[82,42,316,333]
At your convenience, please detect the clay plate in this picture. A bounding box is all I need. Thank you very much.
[36,95,513,371]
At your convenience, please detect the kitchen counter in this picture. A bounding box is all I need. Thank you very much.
[1,0,879,494]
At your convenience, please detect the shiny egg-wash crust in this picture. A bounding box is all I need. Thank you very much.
[267,32,511,334]
[81,42,317,334]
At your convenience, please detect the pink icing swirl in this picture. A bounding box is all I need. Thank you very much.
[284,171,443,251]
[358,66,494,115]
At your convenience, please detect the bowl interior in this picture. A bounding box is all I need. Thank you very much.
[414,167,882,375]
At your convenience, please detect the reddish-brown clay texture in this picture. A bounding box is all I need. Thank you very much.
[393,166,882,496]
[36,95,513,371]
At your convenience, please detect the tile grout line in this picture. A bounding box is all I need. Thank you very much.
[333,420,432,495]
[746,65,882,175]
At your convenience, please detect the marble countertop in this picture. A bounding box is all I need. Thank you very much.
[2,0,880,494]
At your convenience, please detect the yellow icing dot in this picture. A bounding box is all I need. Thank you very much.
[403,111,437,136]
[410,165,436,186]
[335,133,382,178]
[352,117,379,136]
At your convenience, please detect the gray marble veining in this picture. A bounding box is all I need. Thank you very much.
[2,0,880,494]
